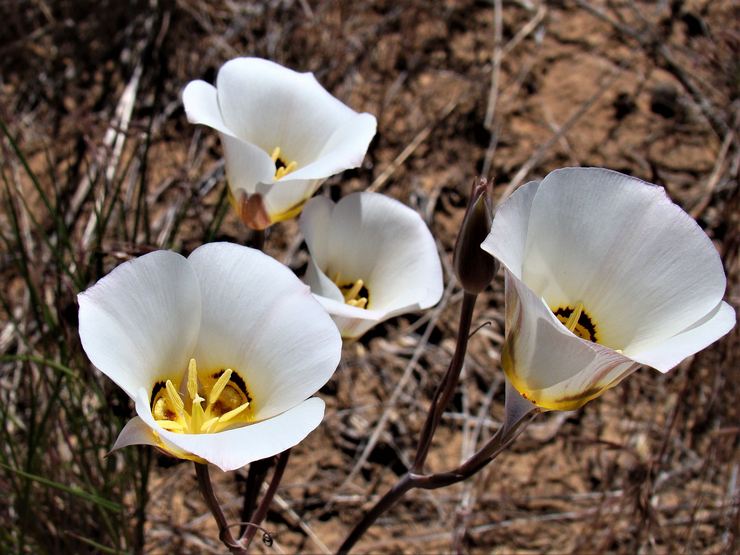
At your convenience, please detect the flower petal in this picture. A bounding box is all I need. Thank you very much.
[78,251,201,398]
[111,416,158,452]
[216,58,365,163]
[312,293,388,339]
[502,270,638,411]
[629,300,735,371]
[182,80,235,138]
[522,167,728,352]
[284,112,377,181]
[300,192,443,338]
[135,389,326,472]
[255,177,322,222]
[221,133,277,195]
[326,192,443,312]
[305,259,344,304]
[186,243,341,421]
[481,179,540,279]
[300,196,336,275]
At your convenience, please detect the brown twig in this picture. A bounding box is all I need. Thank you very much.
[242,449,292,547]
[337,391,538,554]
[194,463,247,555]
[412,292,477,472]
[239,456,273,536]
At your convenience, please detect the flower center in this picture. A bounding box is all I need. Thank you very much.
[270,146,297,180]
[553,301,598,342]
[332,274,370,309]
[150,358,254,434]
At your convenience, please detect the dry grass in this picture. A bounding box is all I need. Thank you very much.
[1,0,738,553]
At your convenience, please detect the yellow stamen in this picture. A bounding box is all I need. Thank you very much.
[553,302,598,342]
[332,277,371,310]
[347,297,368,309]
[165,380,184,413]
[151,359,254,436]
[202,417,221,433]
[270,146,298,180]
[275,161,297,180]
[187,359,199,400]
[155,419,186,432]
[208,368,233,405]
[565,301,584,332]
[218,402,250,423]
[343,279,365,302]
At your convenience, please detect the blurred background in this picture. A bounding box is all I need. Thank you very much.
[0,0,737,553]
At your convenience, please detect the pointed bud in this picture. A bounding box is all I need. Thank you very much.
[453,178,498,294]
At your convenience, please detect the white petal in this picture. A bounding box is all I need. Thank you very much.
[216,58,362,163]
[305,259,344,304]
[78,251,201,398]
[284,112,377,181]
[502,270,638,411]
[111,416,158,452]
[628,301,735,371]
[312,294,387,339]
[182,80,235,138]
[300,192,443,338]
[186,243,341,421]
[256,177,322,221]
[481,179,540,279]
[326,192,443,312]
[522,167,728,352]
[135,389,326,472]
[300,196,337,276]
[221,133,276,196]
[300,200,388,338]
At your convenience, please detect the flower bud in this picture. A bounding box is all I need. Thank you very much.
[453,178,498,294]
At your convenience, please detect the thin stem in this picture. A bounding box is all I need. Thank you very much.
[239,456,273,536]
[242,449,292,546]
[416,409,537,490]
[194,463,247,555]
[336,474,415,555]
[413,291,477,473]
[337,380,539,554]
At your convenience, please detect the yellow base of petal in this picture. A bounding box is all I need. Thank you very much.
[502,344,615,412]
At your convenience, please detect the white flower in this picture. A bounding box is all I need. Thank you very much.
[78,243,342,471]
[182,57,377,229]
[299,192,444,339]
[482,167,735,411]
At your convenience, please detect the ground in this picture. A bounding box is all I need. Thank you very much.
[0,0,738,554]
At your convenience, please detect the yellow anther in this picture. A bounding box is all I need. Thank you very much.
[565,301,584,333]
[275,161,297,180]
[270,146,298,179]
[165,380,184,413]
[332,277,370,310]
[217,402,250,424]
[343,279,365,302]
[209,369,234,405]
[152,359,254,435]
[187,359,199,401]
[201,416,220,433]
[155,420,186,432]
[347,297,368,309]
